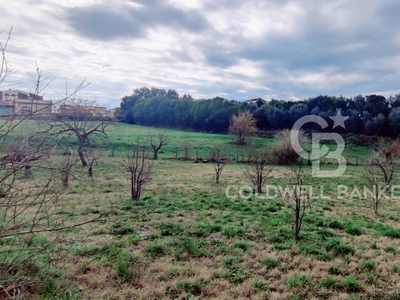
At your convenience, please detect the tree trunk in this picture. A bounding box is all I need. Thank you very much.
[257,183,262,194]
[78,146,87,166]
[131,174,134,200]
[111,144,115,157]
[153,150,158,160]
[373,202,379,216]
[295,207,300,240]
[25,165,32,179]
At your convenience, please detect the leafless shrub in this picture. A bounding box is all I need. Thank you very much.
[281,166,312,240]
[273,129,309,165]
[59,151,78,188]
[244,145,275,193]
[364,139,400,215]
[212,149,228,184]
[122,141,153,200]
[181,140,191,160]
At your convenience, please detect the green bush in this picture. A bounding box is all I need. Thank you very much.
[321,277,337,288]
[233,241,251,252]
[359,260,376,271]
[325,239,355,256]
[110,223,136,236]
[324,219,345,230]
[158,222,184,236]
[253,280,265,290]
[261,257,280,270]
[382,228,400,239]
[173,237,208,259]
[341,276,361,292]
[222,226,245,238]
[328,265,340,275]
[146,242,167,258]
[223,256,240,268]
[176,278,206,296]
[287,274,309,288]
[345,225,363,236]
[384,246,397,254]
[193,223,222,236]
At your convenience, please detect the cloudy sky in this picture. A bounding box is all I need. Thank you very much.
[2,0,400,106]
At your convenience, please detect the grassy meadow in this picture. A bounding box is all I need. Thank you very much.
[1,121,400,299]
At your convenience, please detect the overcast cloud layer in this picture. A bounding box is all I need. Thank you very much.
[2,0,400,106]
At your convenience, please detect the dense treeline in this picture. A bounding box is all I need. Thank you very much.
[120,87,400,137]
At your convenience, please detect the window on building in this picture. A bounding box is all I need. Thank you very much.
[21,106,31,114]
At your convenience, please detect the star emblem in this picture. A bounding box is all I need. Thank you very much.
[329,110,349,129]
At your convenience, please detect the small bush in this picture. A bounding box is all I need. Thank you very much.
[222,226,245,238]
[224,256,240,268]
[345,225,363,236]
[328,265,340,275]
[371,241,378,249]
[359,260,376,271]
[325,239,355,256]
[287,274,309,288]
[317,228,336,239]
[341,276,361,292]
[158,223,184,236]
[321,277,337,288]
[366,273,377,284]
[300,244,323,256]
[261,257,280,270]
[392,266,399,273]
[146,242,167,258]
[193,223,222,236]
[382,228,400,239]
[116,253,142,284]
[176,278,206,296]
[384,246,397,254]
[266,205,280,212]
[253,281,265,290]
[233,241,251,252]
[110,223,136,236]
[325,219,345,230]
[174,237,208,259]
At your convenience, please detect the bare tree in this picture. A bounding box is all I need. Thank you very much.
[212,149,227,184]
[228,112,258,145]
[48,98,112,166]
[150,132,169,160]
[28,61,55,97]
[0,27,13,86]
[364,140,400,215]
[0,30,106,297]
[122,142,153,200]
[273,129,309,165]
[60,151,78,188]
[245,145,274,193]
[281,166,312,240]
[85,147,100,178]
[181,140,191,160]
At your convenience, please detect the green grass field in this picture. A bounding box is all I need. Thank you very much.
[1,121,400,299]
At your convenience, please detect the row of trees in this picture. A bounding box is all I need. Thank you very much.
[120,88,400,137]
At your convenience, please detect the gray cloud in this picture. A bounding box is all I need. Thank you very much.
[66,1,210,40]
[3,0,400,106]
